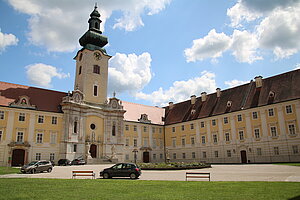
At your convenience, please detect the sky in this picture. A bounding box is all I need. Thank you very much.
[0,0,300,107]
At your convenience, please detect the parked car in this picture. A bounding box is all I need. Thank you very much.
[58,159,71,166]
[20,160,53,174]
[71,158,86,165]
[100,163,141,179]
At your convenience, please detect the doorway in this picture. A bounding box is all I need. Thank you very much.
[143,152,150,163]
[240,150,247,164]
[12,149,25,166]
[89,144,97,158]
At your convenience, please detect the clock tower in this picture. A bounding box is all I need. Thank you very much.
[74,4,111,105]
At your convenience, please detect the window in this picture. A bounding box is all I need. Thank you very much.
[160,140,163,148]
[79,66,82,75]
[152,127,155,133]
[153,139,157,148]
[143,126,147,132]
[134,125,137,131]
[0,130,3,141]
[143,138,148,148]
[112,124,116,136]
[160,154,163,159]
[74,121,78,134]
[50,153,55,161]
[172,127,175,132]
[268,108,274,117]
[93,65,100,74]
[125,139,129,146]
[153,154,156,160]
[52,116,57,125]
[252,112,258,119]
[225,132,230,142]
[192,152,196,159]
[254,128,260,139]
[288,124,296,135]
[125,125,129,131]
[90,124,96,130]
[50,132,56,144]
[159,128,162,134]
[36,133,43,144]
[173,153,177,159]
[191,137,195,145]
[257,148,262,156]
[213,134,218,143]
[239,130,244,140]
[227,150,232,157]
[38,115,44,123]
[0,111,4,120]
[200,121,205,128]
[292,146,299,154]
[133,139,137,147]
[274,147,279,155]
[286,105,292,114]
[125,154,129,160]
[73,144,77,152]
[214,151,219,158]
[190,123,194,130]
[93,85,98,96]
[237,114,242,122]
[79,53,83,61]
[17,132,24,143]
[212,119,216,126]
[202,152,207,158]
[36,153,41,160]
[270,126,277,137]
[223,117,228,124]
[19,113,25,122]
[172,139,176,148]
[201,136,206,144]
[181,125,185,131]
[182,153,186,159]
[181,138,185,147]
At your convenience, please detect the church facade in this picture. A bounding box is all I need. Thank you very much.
[0,7,299,166]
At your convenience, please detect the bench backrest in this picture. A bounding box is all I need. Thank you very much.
[72,171,94,173]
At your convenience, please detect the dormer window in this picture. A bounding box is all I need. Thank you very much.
[269,91,275,98]
[227,101,232,107]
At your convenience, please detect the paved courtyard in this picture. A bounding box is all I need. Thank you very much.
[1,164,300,182]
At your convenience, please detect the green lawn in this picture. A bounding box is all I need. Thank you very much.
[274,163,300,167]
[0,179,299,200]
[0,166,19,175]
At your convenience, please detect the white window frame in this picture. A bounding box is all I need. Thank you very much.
[200,121,205,128]
[190,123,194,130]
[172,127,176,133]
[286,105,293,114]
[19,113,25,122]
[270,126,277,137]
[239,130,244,141]
[172,138,176,148]
[268,108,274,117]
[191,137,195,145]
[212,119,216,126]
[0,111,4,120]
[223,117,228,124]
[254,128,260,139]
[50,132,57,144]
[38,115,44,123]
[213,134,218,143]
[288,123,296,135]
[16,131,24,143]
[36,133,43,144]
[50,153,55,161]
[237,114,242,122]
[201,136,206,144]
[225,132,230,142]
[36,153,41,160]
[252,111,258,119]
[51,116,57,125]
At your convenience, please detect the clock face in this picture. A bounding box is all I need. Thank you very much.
[94,52,101,60]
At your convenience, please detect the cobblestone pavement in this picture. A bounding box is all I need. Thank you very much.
[1,164,300,182]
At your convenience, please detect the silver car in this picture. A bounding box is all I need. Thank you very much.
[20,160,53,174]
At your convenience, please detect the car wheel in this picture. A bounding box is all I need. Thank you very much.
[31,169,36,174]
[47,168,52,173]
[130,173,137,179]
[103,173,110,179]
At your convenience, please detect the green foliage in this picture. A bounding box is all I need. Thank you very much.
[0,167,19,175]
[274,163,300,167]
[138,162,210,169]
[0,179,299,200]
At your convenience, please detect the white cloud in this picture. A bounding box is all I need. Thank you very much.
[7,0,171,52]
[0,30,18,52]
[225,79,248,88]
[295,63,300,70]
[26,63,70,88]
[184,29,231,63]
[108,52,152,95]
[135,71,217,106]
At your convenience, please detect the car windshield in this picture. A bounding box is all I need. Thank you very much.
[27,161,38,166]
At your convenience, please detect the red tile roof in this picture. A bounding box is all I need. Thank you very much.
[0,81,67,113]
[164,69,300,125]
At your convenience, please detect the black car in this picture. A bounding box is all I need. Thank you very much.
[100,163,141,179]
[71,158,86,165]
[58,159,71,166]
[20,160,53,174]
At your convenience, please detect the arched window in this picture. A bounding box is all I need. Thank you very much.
[112,122,116,136]
[79,66,82,75]
[74,121,78,134]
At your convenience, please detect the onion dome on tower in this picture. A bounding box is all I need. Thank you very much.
[79,4,108,53]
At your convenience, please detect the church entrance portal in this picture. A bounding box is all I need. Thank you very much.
[143,152,150,163]
[89,144,97,158]
[12,149,25,166]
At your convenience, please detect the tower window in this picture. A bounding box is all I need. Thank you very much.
[79,53,83,61]
[93,65,100,74]
[112,122,116,136]
[74,121,78,134]
[79,66,82,75]
[95,22,99,29]
[93,85,98,96]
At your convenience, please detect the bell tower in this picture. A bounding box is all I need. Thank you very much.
[74,4,111,105]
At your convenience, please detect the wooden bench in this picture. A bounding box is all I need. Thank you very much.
[72,170,95,179]
[186,172,210,181]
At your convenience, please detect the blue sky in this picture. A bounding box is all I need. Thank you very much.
[0,0,299,106]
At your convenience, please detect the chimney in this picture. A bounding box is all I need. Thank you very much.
[169,102,174,109]
[201,92,207,102]
[254,76,263,88]
[216,88,221,98]
[191,95,196,105]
